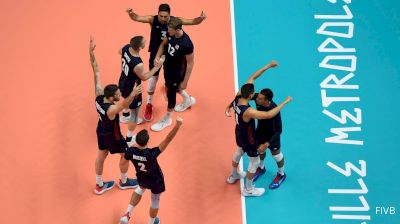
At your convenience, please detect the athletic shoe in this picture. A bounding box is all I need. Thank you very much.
[118,178,138,190]
[175,96,196,112]
[269,173,286,189]
[253,167,266,182]
[119,212,130,224]
[154,217,160,224]
[226,171,246,184]
[136,117,144,125]
[126,135,136,147]
[94,181,115,195]
[120,113,130,123]
[151,116,172,132]
[242,186,265,197]
[144,103,154,121]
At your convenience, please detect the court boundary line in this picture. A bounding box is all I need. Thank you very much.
[230,1,247,224]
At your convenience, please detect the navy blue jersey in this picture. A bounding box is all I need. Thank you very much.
[163,32,194,76]
[255,98,282,145]
[149,15,175,53]
[233,97,257,148]
[125,146,163,179]
[95,95,123,139]
[119,44,143,96]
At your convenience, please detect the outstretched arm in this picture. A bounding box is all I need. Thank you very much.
[159,117,183,152]
[246,60,278,84]
[89,35,103,97]
[179,11,207,25]
[245,96,292,120]
[126,8,154,24]
[134,55,165,81]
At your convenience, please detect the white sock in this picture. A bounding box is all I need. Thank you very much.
[121,172,128,184]
[278,166,284,175]
[147,94,153,104]
[165,111,172,119]
[127,204,134,215]
[231,167,239,176]
[127,130,133,138]
[148,217,155,224]
[245,177,253,190]
[96,175,103,187]
[259,160,265,169]
[180,90,190,102]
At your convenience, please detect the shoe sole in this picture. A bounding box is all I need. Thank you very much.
[118,184,138,190]
[94,183,115,195]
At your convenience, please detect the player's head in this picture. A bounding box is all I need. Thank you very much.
[104,84,121,102]
[136,129,150,147]
[167,17,182,36]
[158,3,171,24]
[130,36,145,51]
[256,88,273,105]
[240,83,255,100]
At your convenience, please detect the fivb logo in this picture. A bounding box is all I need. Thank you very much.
[375,207,396,215]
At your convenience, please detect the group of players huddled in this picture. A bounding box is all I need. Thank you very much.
[89,3,291,224]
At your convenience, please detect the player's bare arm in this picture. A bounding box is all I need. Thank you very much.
[246,60,278,84]
[107,83,142,120]
[134,55,165,81]
[126,8,154,24]
[179,11,207,25]
[179,53,194,90]
[155,38,168,66]
[244,96,292,121]
[89,35,103,97]
[159,117,183,152]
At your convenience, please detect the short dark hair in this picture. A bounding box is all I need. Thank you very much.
[130,36,144,51]
[104,84,119,98]
[158,3,170,13]
[136,129,150,147]
[240,83,255,99]
[260,88,273,101]
[168,17,182,30]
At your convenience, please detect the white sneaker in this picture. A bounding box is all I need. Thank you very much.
[120,115,130,123]
[151,117,172,132]
[136,117,144,125]
[175,96,196,112]
[242,186,265,197]
[227,171,246,184]
[126,135,136,147]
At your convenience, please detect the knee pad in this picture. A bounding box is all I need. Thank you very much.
[272,152,284,163]
[135,187,145,196]
[232,147,244,163]
[150,193,161,208]
[147,76,159,93]
[248,156,260,173]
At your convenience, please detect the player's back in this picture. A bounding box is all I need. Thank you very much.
[95,95,121,135]
[233,98,257,147]
[119,44,143,95]
[256,100,281,138]
[125,146,163,179]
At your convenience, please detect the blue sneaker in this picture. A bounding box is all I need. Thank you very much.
[94,181,115,195]
[253,167,266,182]
[154,217,160,224]
[118,178,138,190]
[269,173,286,189]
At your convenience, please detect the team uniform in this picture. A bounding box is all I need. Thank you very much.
[119,44,143,110]
[125,146,165,194]
[232,97,258,157]
[253,93,282,151]
[95,95,128,154]
[163,32,194,109]
[148,15,175,76]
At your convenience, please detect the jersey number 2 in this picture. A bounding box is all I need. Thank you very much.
[138,162,147,172]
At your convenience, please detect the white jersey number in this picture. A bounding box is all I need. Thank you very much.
[122,58,129,76]
[161,31,167,40]
[138,162,147,172]
[167,43,175,57]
